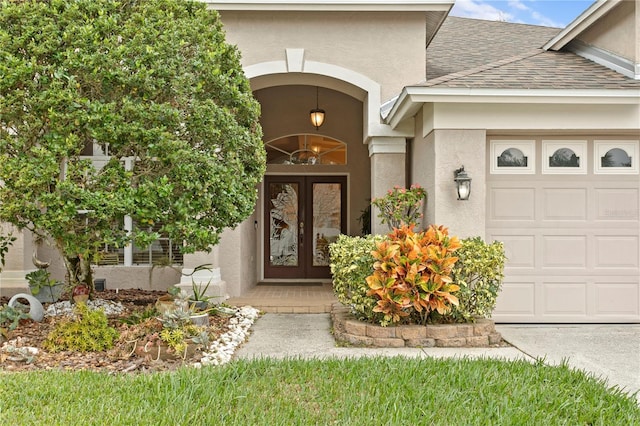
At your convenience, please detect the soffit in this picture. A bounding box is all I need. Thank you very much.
[205,0,454,12]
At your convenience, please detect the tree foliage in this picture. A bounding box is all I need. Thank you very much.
[0,0,266,287]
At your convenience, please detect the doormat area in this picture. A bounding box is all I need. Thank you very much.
[257,282,324,287]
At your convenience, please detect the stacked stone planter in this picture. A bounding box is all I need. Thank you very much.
[331,303,502,348]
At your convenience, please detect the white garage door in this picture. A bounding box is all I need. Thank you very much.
[487,139,640,323]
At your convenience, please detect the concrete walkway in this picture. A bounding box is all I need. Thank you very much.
[234,313,640,403]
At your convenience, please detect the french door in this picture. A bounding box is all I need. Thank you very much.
[264,175,347,279]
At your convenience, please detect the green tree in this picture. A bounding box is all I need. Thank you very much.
[0,0,266,290]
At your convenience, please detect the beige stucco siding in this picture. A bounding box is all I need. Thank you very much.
[577,0,636,62]
[411,107,487,238]
[219,11,426,101]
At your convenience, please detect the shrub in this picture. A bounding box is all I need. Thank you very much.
[0,304,29,340]
[329,234,383,322]
[43,303,118,352]
[366,225,461,326]
[371,184,427,231]
[449,237,506,322]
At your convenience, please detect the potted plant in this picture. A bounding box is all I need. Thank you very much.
[26,269,65,303]
[189,278,213,311]
[155,286,182,314]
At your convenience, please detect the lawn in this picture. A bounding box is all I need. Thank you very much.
[1,356,638,425]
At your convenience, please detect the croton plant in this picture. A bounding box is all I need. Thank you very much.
[366,225,461,326]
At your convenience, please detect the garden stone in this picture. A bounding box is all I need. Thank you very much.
[8,293,44,322]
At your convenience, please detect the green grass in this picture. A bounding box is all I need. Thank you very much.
[0,357,638,425]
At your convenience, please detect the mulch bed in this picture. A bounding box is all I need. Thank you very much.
[0,289,233,374]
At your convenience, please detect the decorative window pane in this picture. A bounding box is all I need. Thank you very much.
[490,141,535,174]
[601,148,631,167]
[542,141,586,174]
[312,183,341,266]
[595,141,639,174]
[498,148,528,167]
[265,134,346,165]
[269,183,299,266]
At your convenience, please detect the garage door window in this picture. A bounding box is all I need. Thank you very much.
[595,141,638,174]
[542,141,586,174]
[490,140,535,174]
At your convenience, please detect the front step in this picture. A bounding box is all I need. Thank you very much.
[0,270,30,299]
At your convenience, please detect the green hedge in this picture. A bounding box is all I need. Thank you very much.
[450,237,506,322]
[329,234,383,322]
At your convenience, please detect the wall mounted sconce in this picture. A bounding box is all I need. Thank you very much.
[454,166,471,200]
[309,86,325,130]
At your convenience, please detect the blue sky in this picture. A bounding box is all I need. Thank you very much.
[450,0,596,28]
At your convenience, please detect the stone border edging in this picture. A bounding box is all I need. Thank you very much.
[331,303,502,348]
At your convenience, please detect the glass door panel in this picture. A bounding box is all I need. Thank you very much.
[312,183,342,267]
[268,182,299,267]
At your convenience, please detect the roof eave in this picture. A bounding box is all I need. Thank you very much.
[385,87,640,129]
[204,0,455,12]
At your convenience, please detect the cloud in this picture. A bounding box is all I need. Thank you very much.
[507,0,529,11]
[449,0,514,22]
[530,11,563,28]
[450,0,564,27]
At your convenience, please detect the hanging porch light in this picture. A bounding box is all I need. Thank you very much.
[309,86,325,130]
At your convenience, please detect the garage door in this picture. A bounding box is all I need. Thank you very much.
[487,139,640,323]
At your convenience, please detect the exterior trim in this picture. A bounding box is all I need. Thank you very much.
[245,59,415,142]
[543,0,623,51]
[368,137,406,156]
[205,0,454,12]
[567,40,640,80]
[385,87,640,129]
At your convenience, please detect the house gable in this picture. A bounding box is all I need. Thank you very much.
[544,0,640,80]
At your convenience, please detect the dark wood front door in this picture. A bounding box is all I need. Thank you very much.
[264,175,347,279]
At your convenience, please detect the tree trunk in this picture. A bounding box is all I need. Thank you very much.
[61,253,94,293]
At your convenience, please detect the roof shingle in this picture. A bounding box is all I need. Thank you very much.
[425,16,640,90]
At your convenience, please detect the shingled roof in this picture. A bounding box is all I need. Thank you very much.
[425,16,640,90]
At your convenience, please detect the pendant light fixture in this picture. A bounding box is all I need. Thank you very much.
[309,86,325,130]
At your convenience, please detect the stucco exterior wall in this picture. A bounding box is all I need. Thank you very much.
[1,225,30,271]
[409,106,434,229]
[416,126,486,240]
[370,152,406,234]
[577,0,636,61]
[92,266,181,291]
[218,10,426,101]
[218,213,258,297]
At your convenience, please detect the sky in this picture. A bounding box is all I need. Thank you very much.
[450,0,597,28]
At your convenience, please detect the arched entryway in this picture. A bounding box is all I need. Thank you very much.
[253,84,370,281]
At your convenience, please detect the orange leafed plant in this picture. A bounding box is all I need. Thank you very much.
[366,224,461,326]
